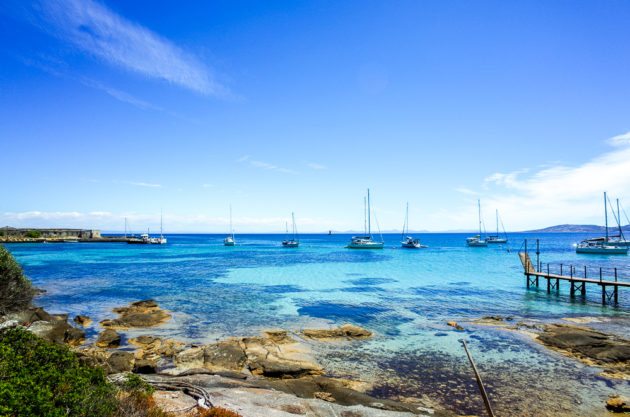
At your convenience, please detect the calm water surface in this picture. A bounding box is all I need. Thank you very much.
[5,233,630,416]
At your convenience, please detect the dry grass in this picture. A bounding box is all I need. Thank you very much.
[115,391,174,417]
[197,407,243,417]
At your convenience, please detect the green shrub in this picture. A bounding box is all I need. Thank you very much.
[0,327,118,417]
[0,245,35,315]
[25,230,41,239]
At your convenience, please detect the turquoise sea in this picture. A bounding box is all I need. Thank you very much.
[5,233,630,416]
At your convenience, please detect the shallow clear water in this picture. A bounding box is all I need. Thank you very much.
[5,233,630,416]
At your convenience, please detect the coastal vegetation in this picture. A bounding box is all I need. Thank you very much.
[0,327,117,417]
[24,230,42,239]
[0,245,34,315]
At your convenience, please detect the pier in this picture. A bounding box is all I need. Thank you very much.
[518,239,630,305]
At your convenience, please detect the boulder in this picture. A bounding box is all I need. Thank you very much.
[133,358,158,374]
[302,324,373,340]
[27,319,85,346]
[73,315,92,327]
[64,326,86,347]
[174,346,205,369]
[243,336,323,377]
[204,339,247,371]
[96,329,121,348]
[107,351,134,373]
[606,395,630,413]
[100,299,171,329]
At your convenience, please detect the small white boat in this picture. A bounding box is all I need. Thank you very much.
[282,212,300,248]
[347,189,384,249]
[576,192,627,255]
[466,235,488,247]
[467,200,488,247]
[400,202,426,248]
[486,209,508,244]
[347,236,385,249]
[224,205,236,246]
[576,241,627,254]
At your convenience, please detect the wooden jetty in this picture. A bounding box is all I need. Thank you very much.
[519,239,629,305]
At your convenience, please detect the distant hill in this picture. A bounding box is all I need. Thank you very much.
[526,224,630,233]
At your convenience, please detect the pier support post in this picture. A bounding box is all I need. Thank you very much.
[570,267,575,298]
[615,269,619,304]
[602,285,606,305]
[547,277,551,294]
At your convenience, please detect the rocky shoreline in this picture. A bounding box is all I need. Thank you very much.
[5,293,630,416]
[1,299,453,417]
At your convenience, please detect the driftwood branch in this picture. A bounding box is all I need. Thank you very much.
[108,373,214,409]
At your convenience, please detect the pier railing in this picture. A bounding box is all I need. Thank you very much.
[518,239,629,305]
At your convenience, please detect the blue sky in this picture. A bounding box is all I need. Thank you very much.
[2,0,630,232]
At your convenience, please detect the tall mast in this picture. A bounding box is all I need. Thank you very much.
[478,199,482,236]
[285,221,289,240]
[229,205,233,238]
[404,202,409,236]
[363,197,367,236]
[124,217,127,238]
[292,212,297,241]
[617,199,623,240]
[160,209,163,238]
[367,189,372,237]
[495,209,499,236]
[604,192,609,242]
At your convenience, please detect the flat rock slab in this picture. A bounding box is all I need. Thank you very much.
[537,324,630,376]
[144,374,452,417]
[302,324,373,340]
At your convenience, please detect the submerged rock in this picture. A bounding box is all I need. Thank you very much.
[302,324,373,340]
[446,321,464,331]
[100,299,171,329]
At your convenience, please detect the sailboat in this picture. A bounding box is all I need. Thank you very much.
[466,199,487,247]
[347,189,384,249]
[150,210,167,244]
[576,192,627,255]
[609,199,630,247]
[224,205,236,246]
[282,212,299,247]
[486,209,508,244]
[401,202,426,249]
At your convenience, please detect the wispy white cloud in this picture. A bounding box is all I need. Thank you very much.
[475,132,630,230]
[306,162,327,170]
[238,156,297,174]
[36,0,227,96]
[609,131,630,147]
[454,187,479,196]
[201,183,214,188]
[80,78,160,110]
[125,181,162,188]
[0,211,340,233]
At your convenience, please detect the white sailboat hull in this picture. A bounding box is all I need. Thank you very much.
[576,245,627,255]
[347,241,384,249]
